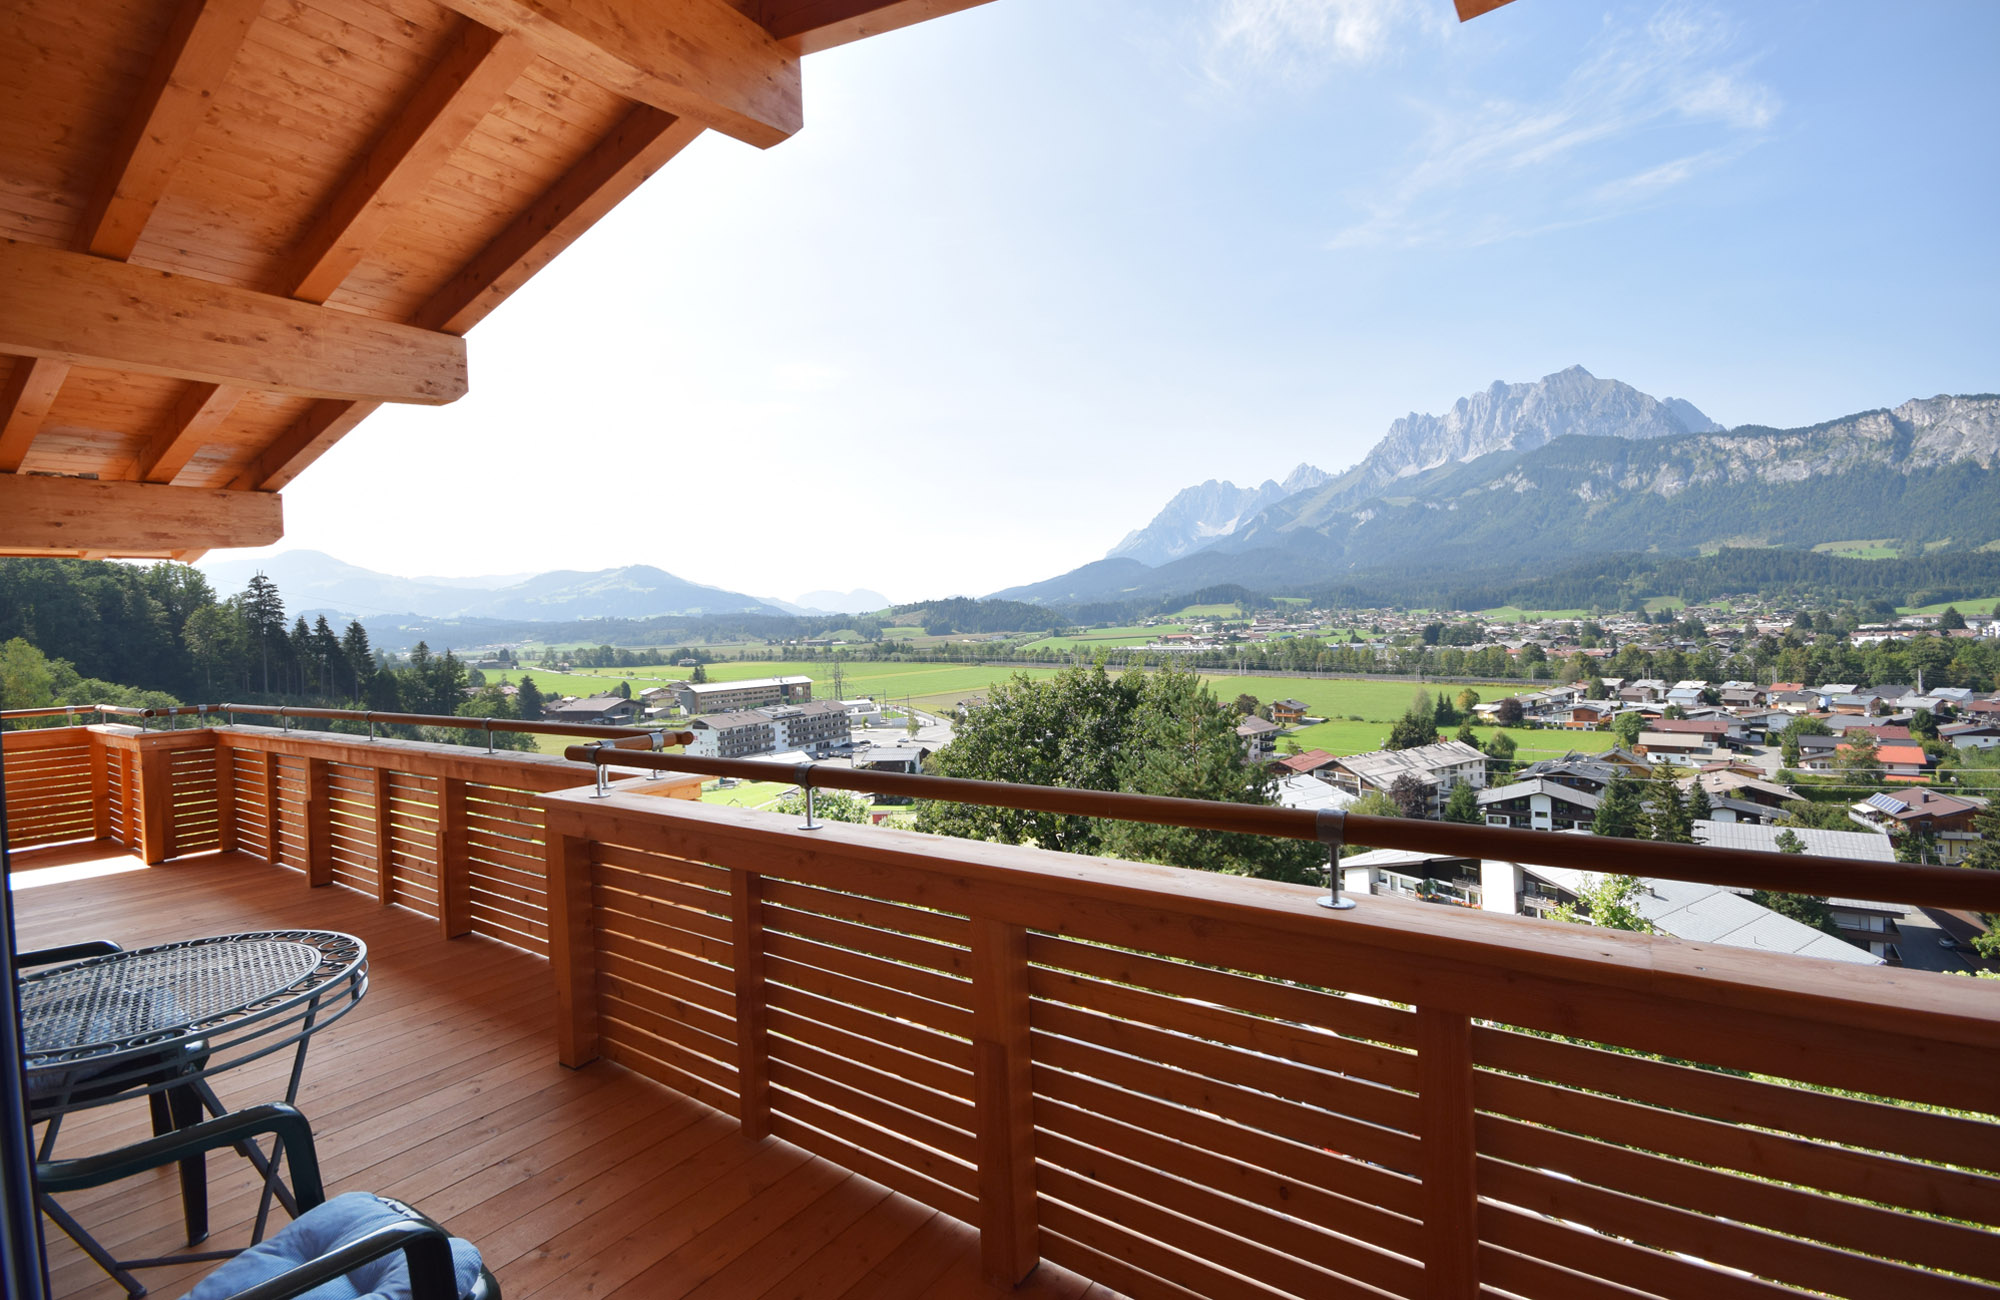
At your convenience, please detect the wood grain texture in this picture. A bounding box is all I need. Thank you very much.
[0,240,467,404]
[0,476,282,556]
[12,848,1101,1300]
[431,0,801,146]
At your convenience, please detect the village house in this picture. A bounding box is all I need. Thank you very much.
[1235,715,1282,761]
[672,675,814,715]
[1477,778,1600,832]
[1269,698,1311,726]
[1326,739,1487,816]
[542,693,641,726]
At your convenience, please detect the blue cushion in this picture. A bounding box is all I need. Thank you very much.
[182,1192,483,1300]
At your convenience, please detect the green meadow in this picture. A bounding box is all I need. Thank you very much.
[1476,606,1590,623]
[1897,595,2000,618]
[493,660,1582,762]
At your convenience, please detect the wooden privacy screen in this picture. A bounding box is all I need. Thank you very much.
[0,727,98,850]
[543,790,2000,1300]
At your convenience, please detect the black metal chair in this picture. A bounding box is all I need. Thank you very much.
[37,1103,498,1299]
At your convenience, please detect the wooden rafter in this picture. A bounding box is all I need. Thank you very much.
[280,22,538,306]
[132,383,241,484]
[0,476,283,556]
[0,359,70,474]
[432,0,801,147]
[131,21,537,485]
[0,0,265,480]
[78,0,266,261]
[759,0,995,54]
[235,109,707,493]
[0,240,467,405]
[1455,0,1519,20]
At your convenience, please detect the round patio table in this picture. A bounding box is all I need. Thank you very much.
[17,930,368,1297]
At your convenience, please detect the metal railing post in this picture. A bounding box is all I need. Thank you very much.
[1316,808,1355,911]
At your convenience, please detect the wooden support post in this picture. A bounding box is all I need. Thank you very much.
[262,751,282,866]
[89,732,112,842]
[731,870,770,1138]
[302,757,333,886]
[374,768,396,904]
[212,739,236,853]
[436,777,471,938]
[545,830,599,1068]
[970,918,1039,1286]
[1417,1006,1480,1300]
[137,742,173,864]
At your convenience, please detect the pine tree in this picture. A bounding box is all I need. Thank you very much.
[1442,781,1480,824]
[1643,768,1693,843]
[1592,772,1645,839]
[1687,782,1713,823]
[341,621,374,699]
[241,572,285,695]
[515,674,545,721]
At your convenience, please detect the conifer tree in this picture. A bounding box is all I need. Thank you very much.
[1592,772,1645,839]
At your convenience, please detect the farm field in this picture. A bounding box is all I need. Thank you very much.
[1476,606,1589,623]
[1283,719,1618,762]
[1897,595,2000,618]
[500,661,1578,762]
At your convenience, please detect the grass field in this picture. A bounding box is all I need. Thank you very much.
[1168,603,1243,618]
[1477,606,1590,623]
[500,661,1578,762]
[1897,595,2000,618]
[1281,718,1616,762]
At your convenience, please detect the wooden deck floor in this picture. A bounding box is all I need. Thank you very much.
[11,845,1110,1300]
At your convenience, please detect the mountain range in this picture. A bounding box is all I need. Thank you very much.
[197,551,799,622]
[993,368,2000,604]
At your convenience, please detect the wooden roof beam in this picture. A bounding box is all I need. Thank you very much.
[79,0,265,260]
[0,240,467,405]
[758,1,996,55]
[0,476,282,556]
[0,358,70,474]
[143,22,536,485]
[1455,0,1519,20]
[434,0,800,148]
[281,23,539,305]
[236,107,706,493]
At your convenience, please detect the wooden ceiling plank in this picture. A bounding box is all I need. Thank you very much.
[760,0,995,55]
[0,239,468,405]
[431,0,800,148]
[230,398,380,493]
[0,475,283,554]
[283,24,537,303]
[78,0,266,260]
[422,106,706,335]
[235,108,704,494]
[1455,0,1519,19]
[134,381,244,483]
[0,357,72,473]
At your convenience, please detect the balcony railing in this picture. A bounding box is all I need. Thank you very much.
[4,715,1998,1299]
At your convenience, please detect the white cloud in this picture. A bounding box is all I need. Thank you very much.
[1203,0,1452,89]
[1325,1,1782,249]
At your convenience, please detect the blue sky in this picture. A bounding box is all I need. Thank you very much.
[247,0,1999,605]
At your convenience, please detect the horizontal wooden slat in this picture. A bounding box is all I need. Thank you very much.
[770,1038,973,1152]
[1037,1197,1283,1300]
[1033,1062,1423,1219]
[1471,1024,2000,1175]
[1475,1071,2000,1226]
[1033,1092,1424,1262]
[1033,1030,1417,1174]
[765,982,973,1075]
[1028,932,1417,1048]
[763,952,971,1040]
[1479,1157,1990,1300]
[763,902,970,977]
[1478,1113,2000,1283]
[759,878,970,946]
[1036,1127,1422,1298]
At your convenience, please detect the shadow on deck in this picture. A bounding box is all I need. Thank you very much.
[11,844,1107,1300]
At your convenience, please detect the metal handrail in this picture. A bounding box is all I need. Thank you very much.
[562,745,2000,914]
[0,703,689,750]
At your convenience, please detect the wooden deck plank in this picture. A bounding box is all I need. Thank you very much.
[12,847,1109,1300]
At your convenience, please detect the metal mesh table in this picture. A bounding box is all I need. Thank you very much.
[17,931,368,1296]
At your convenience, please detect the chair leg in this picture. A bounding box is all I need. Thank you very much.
[40,1194,148,1299]
[167,1085,210,1246]
[148,1091,172,1137]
